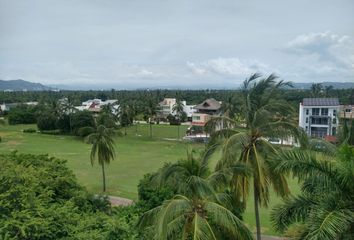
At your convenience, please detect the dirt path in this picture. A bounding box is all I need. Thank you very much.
[108,195,134,206]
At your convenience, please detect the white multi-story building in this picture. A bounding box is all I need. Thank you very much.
[299,98,340,138]
[157,98,196,120]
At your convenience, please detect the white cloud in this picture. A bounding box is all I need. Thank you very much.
[187,58,273,77]
[281,31,354,79]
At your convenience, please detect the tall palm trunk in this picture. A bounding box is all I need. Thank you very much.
[101,162,106,192]
[177,124,180,140]
[149,122,152,138]
[254,180,261,240]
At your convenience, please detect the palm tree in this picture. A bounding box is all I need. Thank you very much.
[86,125,116,192]
[139,193,253,240]
[139,150,253,240]
[172,99,185,140]
[145,96,158,138]
[206,73,302,240]
[271,144,354,239]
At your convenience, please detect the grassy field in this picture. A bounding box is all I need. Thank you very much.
[0,123,299,235]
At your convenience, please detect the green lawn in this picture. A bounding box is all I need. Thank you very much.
[0,123,299,235]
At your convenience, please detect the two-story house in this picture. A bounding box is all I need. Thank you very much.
[299,98,340,138]
[157,98,196,121]
[191,98,222,126]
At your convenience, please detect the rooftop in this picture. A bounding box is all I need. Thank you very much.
[302,98,339,106]
[195,98,221,110]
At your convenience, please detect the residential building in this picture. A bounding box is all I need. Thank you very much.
[157,98,196,120]
[299,98,340,138]
[0,102,38,112]
[191,98,222,126]
[340,105,354,121]
[75,99,119,113]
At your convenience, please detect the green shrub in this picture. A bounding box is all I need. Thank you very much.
[23,128,37,133]
[0,153,140,239]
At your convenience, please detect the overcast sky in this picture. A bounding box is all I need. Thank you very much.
[0,0,353,88]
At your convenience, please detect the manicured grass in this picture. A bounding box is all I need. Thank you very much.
[0,123,299,235]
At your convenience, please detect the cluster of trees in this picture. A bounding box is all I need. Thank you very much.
[0,152,141,239]
[1,74,354,239]
[135,74,354,239]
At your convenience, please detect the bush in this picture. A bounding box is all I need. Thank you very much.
[137,173,175,210]
[0,152,140,239]
[23,128,37,133]
[40,130,61,135]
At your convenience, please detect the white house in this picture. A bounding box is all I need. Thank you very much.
[299,98,340,138]
[75,99,119,113]
[157,98,196,120]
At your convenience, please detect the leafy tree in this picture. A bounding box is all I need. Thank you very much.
[7,105,37,125]
[271,144,354,239]
[86,125,116,192]
[310,83,323,97]
[71,110,95,135]
[37,113,57,131]
[0,152,141,239]
[206,73,302,240]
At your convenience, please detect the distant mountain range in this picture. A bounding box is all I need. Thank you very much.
[0,79,54,91]
[1,79,353,91]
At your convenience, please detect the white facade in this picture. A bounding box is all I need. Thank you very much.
[158,98,196,119]
[299,99,340,138]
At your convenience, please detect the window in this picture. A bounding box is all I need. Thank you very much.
[346,108,352,113]
[306,109,309,115]
[312,108,320,116]
[333,118,337,124]
[305,126,308,132]
[332,127,336,136]
[321,108,328,116]
[333,109,337,116]
[192,116,200,121]
[311,117,328,125]
[305,117,308,123]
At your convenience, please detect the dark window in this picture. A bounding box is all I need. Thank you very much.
[333,118,337,124]
[311,117,329,125]
[312,108,320,116]
[306,117,308,123]
[306,109,309,115]
[332,127,336,136]
[321,108,328,116]
[333,109,337,116]
[345,108,352,113]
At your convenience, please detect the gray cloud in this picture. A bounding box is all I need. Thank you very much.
[0,0,353,87]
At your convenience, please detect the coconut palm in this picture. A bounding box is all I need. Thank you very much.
[145,96,158,138]
[86,125,116,192]
[139,150,253,240]
[172,99,185,140]
[206,73,302,240]
[270,144,354,239]
[138,193,253,240]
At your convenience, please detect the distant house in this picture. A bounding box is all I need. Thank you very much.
[191,98,222,126]
[0,102,38,112]
[157,98,196,121]
[299,98,340,138]
[75,99,119,114]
